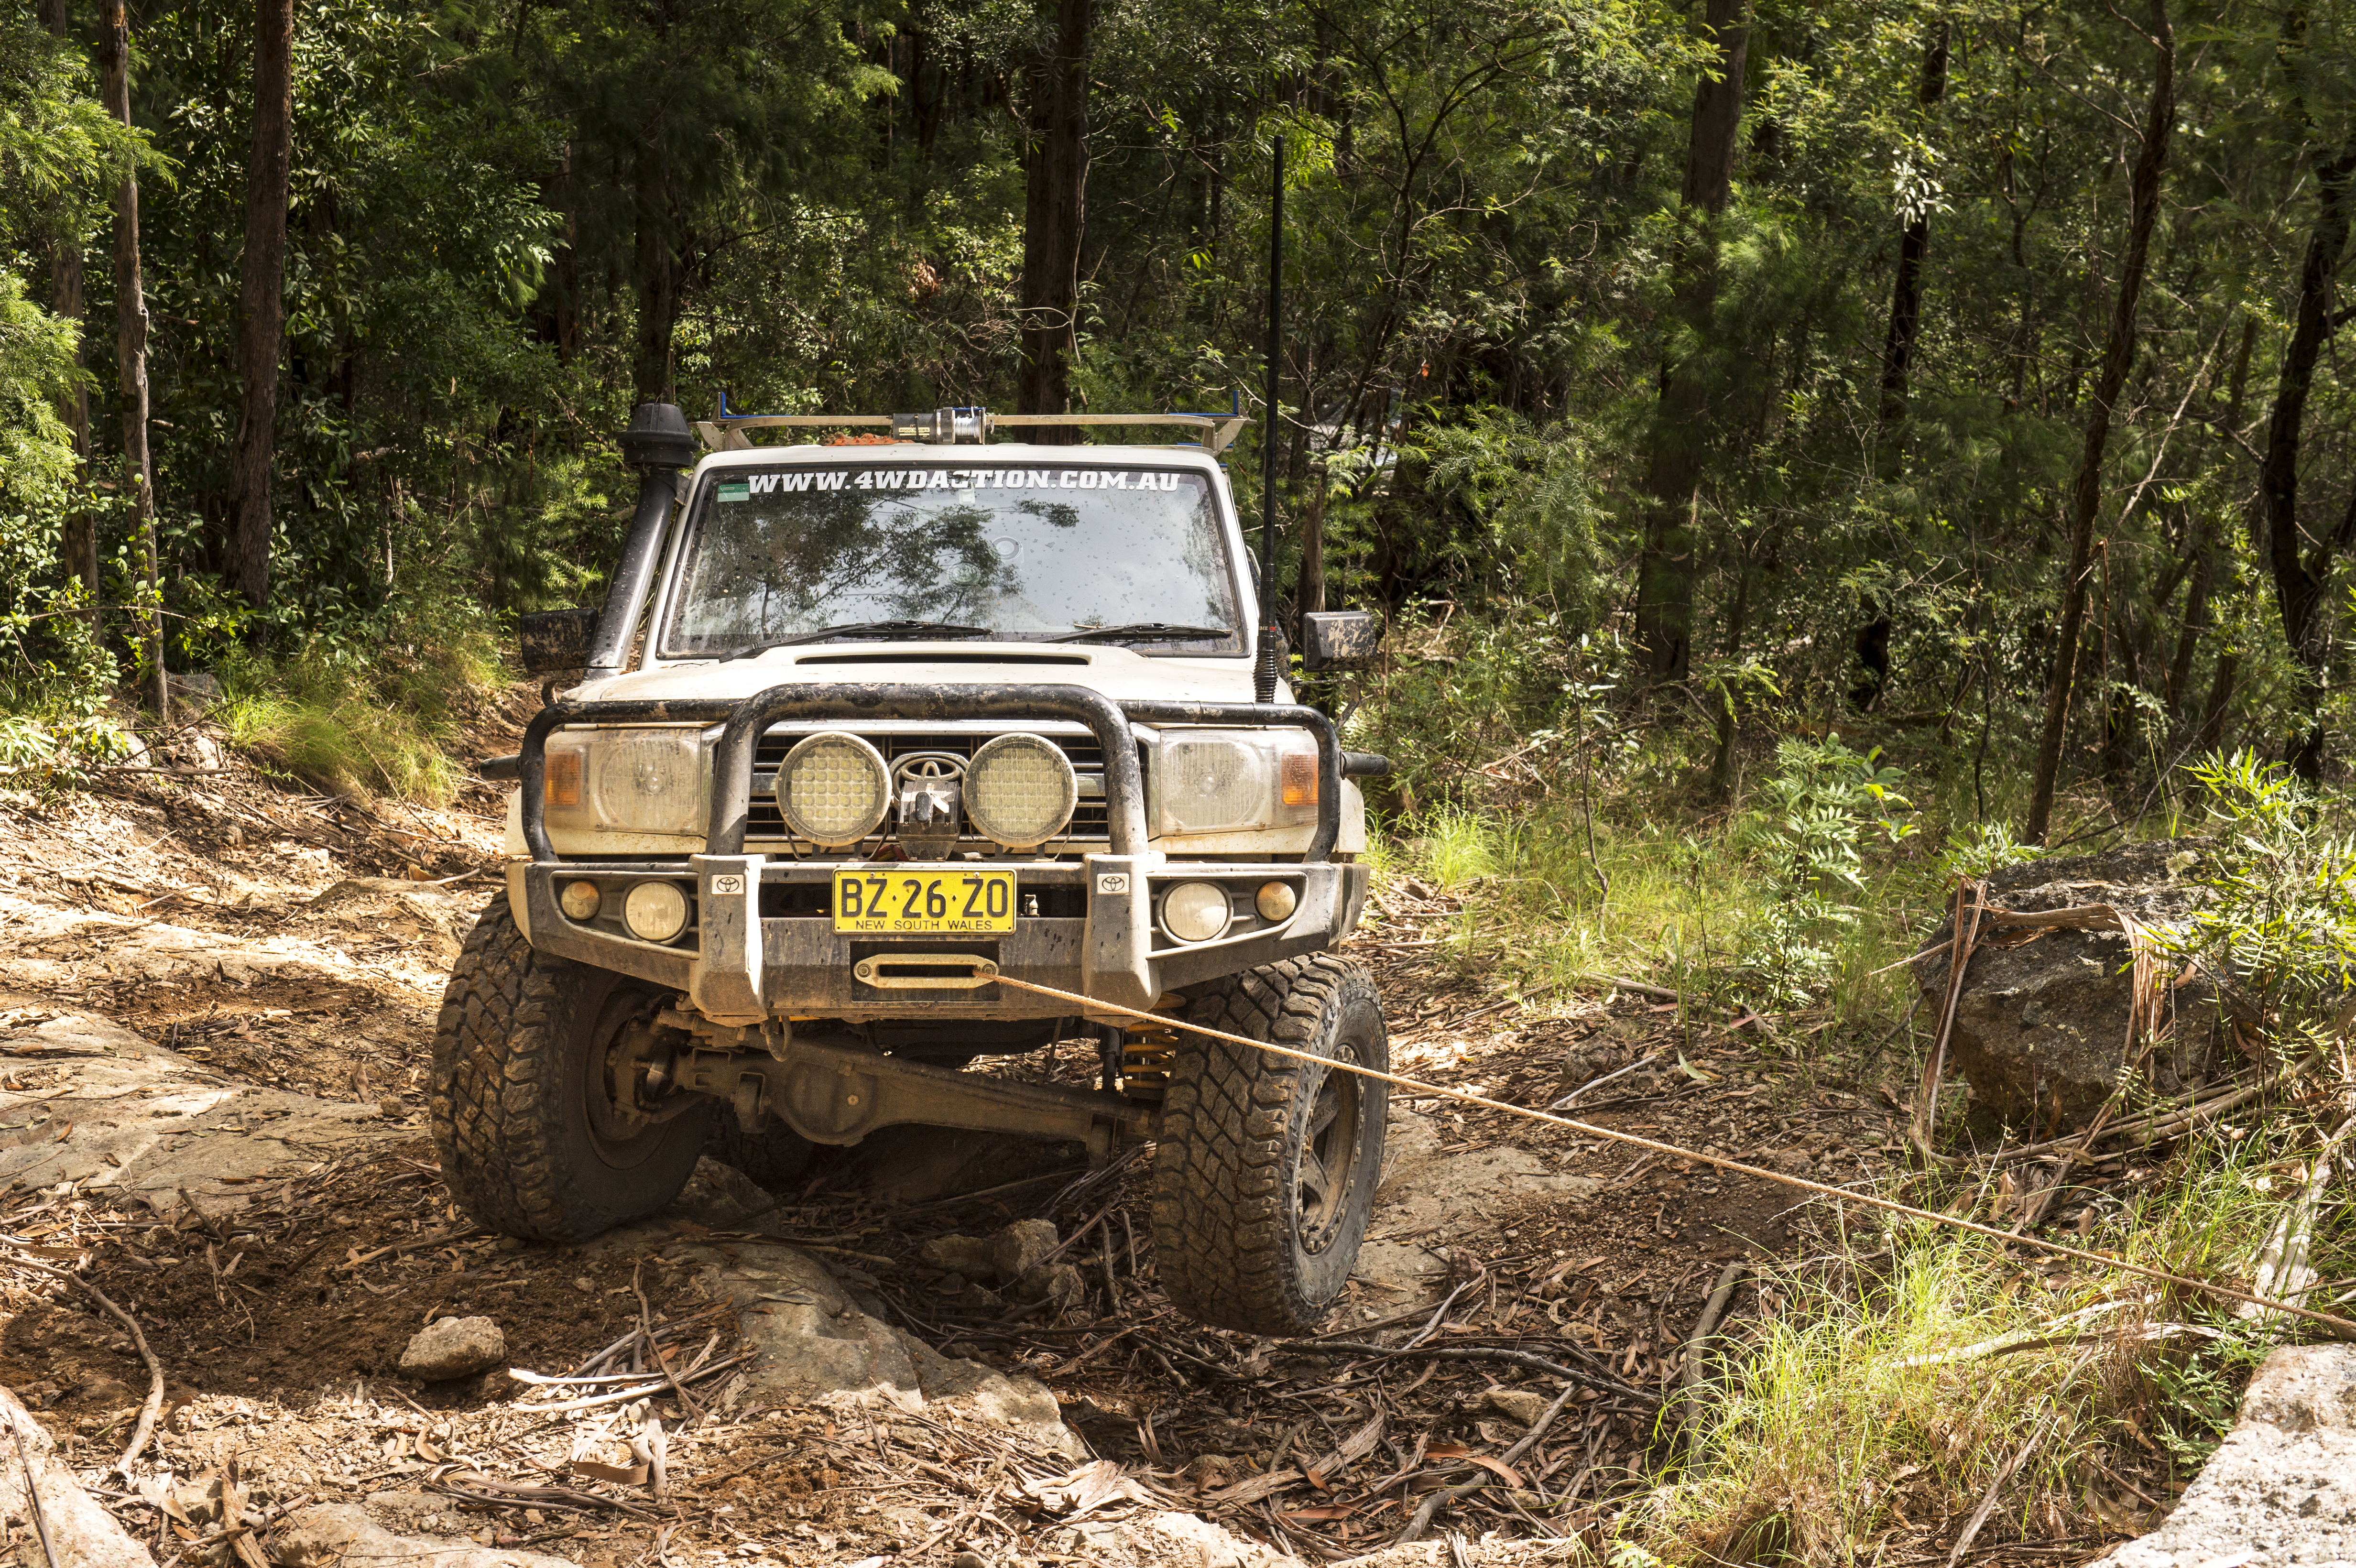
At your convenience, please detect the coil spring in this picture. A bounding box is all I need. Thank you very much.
[1121,1023,1183,1100]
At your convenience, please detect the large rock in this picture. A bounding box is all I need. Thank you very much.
[0,1385,154,1568]
[1914,841,2225,1131]
[920,1219,1059,1283]
[398,1317,506,1382]
[2093,1344,2356,1568]
[662,1239,1082,1456]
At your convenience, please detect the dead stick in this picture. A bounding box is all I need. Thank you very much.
[5,1253,166,1474]
[989,972,2356,1339]
[11,1417,57,1568]
[1394,1377,1581,1544]
[1678,1261,1748,1450]
[632,1262,704,1427]
[1271,1340,1645,1403]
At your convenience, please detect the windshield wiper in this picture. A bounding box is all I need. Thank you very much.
[717,620,995,660]
[1050,622,1234,645]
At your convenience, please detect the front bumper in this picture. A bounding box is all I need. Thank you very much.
[512,683,1373,1022]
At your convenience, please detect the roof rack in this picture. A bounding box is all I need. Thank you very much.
[695,396,1250,454]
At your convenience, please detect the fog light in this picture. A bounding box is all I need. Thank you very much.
[1160,881,1232,944]
[559,880,602,921]
[623,881,689,943]
[1255,881,1298,922]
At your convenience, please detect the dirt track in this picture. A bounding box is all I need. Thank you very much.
[0,754,1904,1564]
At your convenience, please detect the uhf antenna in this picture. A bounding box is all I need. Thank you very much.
[1255,133,1286,704]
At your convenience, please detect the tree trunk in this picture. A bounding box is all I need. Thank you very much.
[2022,0,2173,844]
[633,158,679,402]
[2165,314,2254,724]
[1630,0,1750,686]
[39,0,97,627]
[1877,20,1950,426]
[2254,129,2356,784]
[1298,458,1326,628]
[1015,0,1090,437]
[98,0,165,721]
[228,0,294,613]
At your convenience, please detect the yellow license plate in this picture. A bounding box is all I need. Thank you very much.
[832,868,1016,934]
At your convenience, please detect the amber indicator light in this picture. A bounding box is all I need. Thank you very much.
[545,750,583,808]
[1280,751,1318,807]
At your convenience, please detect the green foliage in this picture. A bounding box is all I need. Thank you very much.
[211,592,506,802]
[1636,1230,2108,1564]
[2154,750,2356,1043]
[1734,736,1915,1008]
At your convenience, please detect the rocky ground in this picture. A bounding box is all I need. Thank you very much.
[0,722,2109,1567]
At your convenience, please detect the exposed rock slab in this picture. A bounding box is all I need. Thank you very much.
[1914,841,2225,1129]
[0,1384,154,1568]
[273,1503,576,1568]
[615,1233,1081,1456]
[2094,1343,2356,1568]
[1354,1107,1600,1308]
[1061,1508,1298,1568]
[0,1010,390,1212]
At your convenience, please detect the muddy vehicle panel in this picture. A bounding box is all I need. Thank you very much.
[442,402,1390,1334]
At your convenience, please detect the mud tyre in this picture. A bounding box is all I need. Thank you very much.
[431,896,710,1241]
[1150,954,1388,1336]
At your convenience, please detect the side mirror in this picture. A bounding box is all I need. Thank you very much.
[517,608,600,675]
[1302,610,1382,672]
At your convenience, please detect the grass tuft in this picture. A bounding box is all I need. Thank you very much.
[213,598,506,803]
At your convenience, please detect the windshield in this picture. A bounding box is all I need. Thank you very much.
[661,462,1242,655]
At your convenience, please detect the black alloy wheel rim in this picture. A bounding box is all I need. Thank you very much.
[1297,1043,1364,1255]
[583,996,666,1162]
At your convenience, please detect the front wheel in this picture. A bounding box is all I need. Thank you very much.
[431,897,711,1240]
[1150,955,1388,1336]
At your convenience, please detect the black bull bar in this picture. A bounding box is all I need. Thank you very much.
[518,682,1373,862]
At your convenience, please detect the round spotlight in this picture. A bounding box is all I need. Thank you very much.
[778,731,890,846]
[966,733,1078,849]
[623,881,689,943]
[1255,881,1298,923]
[559,879,603,921]
[1160,881,1232,944]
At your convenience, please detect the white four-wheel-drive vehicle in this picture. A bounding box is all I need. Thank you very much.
[445,401,1391,1335]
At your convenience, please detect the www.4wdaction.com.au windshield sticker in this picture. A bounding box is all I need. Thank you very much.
[713,468,1188,502]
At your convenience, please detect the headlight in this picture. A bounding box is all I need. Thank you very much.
[1154,730,1320,836]
[778,731,890,846]
[543,729,710,836]
[966,733,1078,849]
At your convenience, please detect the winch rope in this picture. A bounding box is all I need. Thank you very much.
[986,971,2356,1340]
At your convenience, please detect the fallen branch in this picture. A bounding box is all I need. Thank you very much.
[1270,1340,1647,1404]
[4,1253,165,1475]
[1676,1261,1748,1450]
[633,1262,704,1428]
[10,1416,58,1568]
[512,1355,752,1415]
[2246,1112,2356,1324]
[1394,1378,1581,1544]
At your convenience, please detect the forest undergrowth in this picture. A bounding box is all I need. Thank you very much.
[1345,612,2356,1562]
